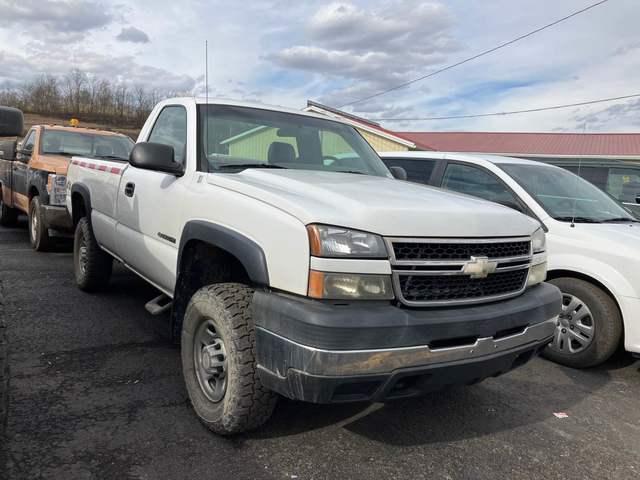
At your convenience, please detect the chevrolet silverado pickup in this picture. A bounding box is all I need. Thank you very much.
[65,98,561,435]
[0,120,134,250]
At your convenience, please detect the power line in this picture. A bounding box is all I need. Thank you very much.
[337,0,610,108]
[370,93,640,122]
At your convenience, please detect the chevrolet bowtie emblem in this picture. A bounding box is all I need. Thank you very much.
[462,256,498,279]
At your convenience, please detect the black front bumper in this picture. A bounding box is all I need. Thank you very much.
[253,283,561,403]
[42,204,72,231]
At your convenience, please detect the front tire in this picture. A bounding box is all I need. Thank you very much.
[74,217,112,292]
[28,196,51,251]
[181,283,277,435]
[543,277,622,368]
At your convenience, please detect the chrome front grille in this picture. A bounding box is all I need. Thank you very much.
[387,237,532,307]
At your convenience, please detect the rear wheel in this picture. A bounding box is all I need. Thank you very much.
[28,196,51,251]
[0,192,18,227]
[543,277,622,368]
[74,217,112,292]
[181,283,277,435]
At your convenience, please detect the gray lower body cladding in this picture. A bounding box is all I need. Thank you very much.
[253,283,561,403]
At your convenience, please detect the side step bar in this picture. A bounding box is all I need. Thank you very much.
[145,294,173,316]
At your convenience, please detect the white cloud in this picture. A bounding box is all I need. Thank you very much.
[0,0,639,132]
[0,0,112,33]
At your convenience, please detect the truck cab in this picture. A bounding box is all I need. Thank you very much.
[0,122,134,250]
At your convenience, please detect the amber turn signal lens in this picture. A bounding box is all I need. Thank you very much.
[307,225,322,256]
[308,270,325,299]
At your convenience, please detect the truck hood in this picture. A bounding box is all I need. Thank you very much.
[208,170,540,237]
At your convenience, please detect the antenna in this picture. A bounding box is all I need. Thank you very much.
[571,122,587,228]
[204,40,209,165]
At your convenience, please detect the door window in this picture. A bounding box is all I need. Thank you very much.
[148,106,187,164]
[20,130,36,161]
[442,163,522,211]
[382,158,436,184]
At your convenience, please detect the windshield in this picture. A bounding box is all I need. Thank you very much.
[41,129,134,161]
[198,105,390,177]
[500,163,636,223]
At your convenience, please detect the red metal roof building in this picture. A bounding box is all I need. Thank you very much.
[397,132,640,159]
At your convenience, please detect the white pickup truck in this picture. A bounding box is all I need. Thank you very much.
[65,98,561,434]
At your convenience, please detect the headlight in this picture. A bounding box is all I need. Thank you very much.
[531,227,546,253]
[527,261,547,287]
[308,271,394,300]
[307,224,387,258]
[47,174,67,206]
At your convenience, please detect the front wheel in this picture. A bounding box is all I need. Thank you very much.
[73,217,113,292]
[543,277,623,368]
[181,283,277,435]
[28,196,51,251]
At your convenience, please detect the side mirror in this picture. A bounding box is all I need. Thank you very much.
[636,194,640,205]
[129,142,184,176]
[389,166,408,181]
[0,106,24,137]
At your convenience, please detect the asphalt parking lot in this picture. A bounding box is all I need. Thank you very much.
[1,220,639,480]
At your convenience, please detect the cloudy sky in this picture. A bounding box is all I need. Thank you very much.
[0,0,638,132]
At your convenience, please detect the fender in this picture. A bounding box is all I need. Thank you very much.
[70,183,92,224]
[178,220,269,286]
[549,253,637,300]
[27,169,50,205]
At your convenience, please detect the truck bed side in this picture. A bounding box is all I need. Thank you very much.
[66,157,128,253]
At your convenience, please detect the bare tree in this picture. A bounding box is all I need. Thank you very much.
[0,69,176,129]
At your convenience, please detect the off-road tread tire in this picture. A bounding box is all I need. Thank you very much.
[74,217,112,292]
[181,283,277,435]
[28,196,51,251]
[0,191,17,227]
[0,293,9,436]
[543,277,623,368]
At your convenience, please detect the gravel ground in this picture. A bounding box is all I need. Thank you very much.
[1,220,639,480]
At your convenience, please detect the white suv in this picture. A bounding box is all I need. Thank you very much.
[381,152,640,368]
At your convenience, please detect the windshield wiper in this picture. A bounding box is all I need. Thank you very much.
[45,151,74,157]
[600,217,640,223]
[334,170,366,175]
[553,216,601,223]
[216,163,287,170]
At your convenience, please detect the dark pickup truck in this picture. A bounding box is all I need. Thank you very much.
[0,112,134,250]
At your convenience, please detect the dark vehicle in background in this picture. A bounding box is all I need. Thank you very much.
[0,122,134,250]
[522,158,640,219]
